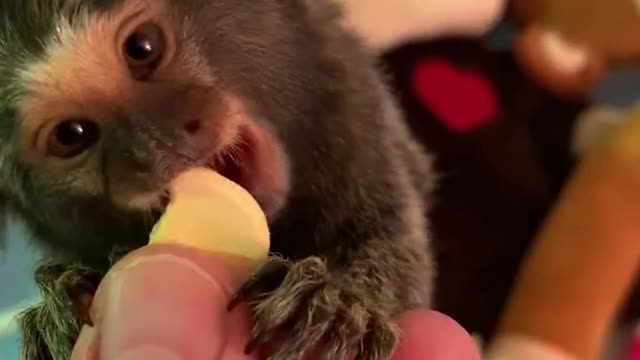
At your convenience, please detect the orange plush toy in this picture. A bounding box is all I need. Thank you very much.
[510,0,640,99]
[485,104,640,360]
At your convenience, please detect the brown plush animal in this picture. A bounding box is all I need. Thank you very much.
[510,0,640,99]
[486,103,640,360]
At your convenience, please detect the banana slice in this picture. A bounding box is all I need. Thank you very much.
[149,167,270,261]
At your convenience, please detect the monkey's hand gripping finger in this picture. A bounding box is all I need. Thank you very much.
[17,248,129,360]
[229,256,399,360]
[17,262,105,360]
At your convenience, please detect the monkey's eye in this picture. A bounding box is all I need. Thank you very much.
[46,119,100,158]
[123,22,165,79]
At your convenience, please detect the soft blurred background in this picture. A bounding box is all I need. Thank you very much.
[2,10,640,360]
[1,222,43,359]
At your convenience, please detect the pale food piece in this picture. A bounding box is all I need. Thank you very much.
[149,167,270,261]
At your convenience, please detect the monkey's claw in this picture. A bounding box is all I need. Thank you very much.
[228,255,292,311]
[230,256,399,360]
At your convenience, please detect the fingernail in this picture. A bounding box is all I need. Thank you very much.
[99,254,227,359]
[117,346,181,360]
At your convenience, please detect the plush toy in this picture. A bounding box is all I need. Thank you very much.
[380,36,589,340]
[572,104,640,359]
[571,104,626,158]
[336,1,640,356]
[336,0,506,50]
[485,104,640,360]
[510,0,640,99]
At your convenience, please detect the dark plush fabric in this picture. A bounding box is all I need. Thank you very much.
[380,37,599,339]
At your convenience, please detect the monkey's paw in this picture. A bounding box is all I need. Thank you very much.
[229,256,399,360]
[18,262,105,360]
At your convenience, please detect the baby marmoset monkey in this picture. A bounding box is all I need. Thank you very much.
[0,0,435,359]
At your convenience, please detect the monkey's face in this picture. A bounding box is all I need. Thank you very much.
[0,0,302,262]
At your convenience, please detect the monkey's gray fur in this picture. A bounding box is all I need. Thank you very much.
[0,1,435,359]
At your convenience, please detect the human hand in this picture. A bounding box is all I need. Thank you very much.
[71,244,480,360]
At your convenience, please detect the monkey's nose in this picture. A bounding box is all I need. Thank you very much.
[183,119,202,135]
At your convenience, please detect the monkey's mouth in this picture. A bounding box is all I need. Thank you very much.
[161,123,287,217]
[210,126,259,197]
[210,124,288,217]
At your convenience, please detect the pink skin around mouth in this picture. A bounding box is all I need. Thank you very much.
[212,125,263,199]
[202,92,289,217]
[158,123,285,217]
[205,122,287,218]
[153,94,288,218]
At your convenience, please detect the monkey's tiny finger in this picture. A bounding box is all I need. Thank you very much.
[65,280,101,327]
[319,309,367,360]
[269,316,332,360]
[362,316,398,360]
[243,318,284,355]
[229,258,291,311]
[228,277,263,311]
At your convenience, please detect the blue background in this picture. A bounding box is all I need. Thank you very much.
[2,24,640,359]
[1,222,42,360]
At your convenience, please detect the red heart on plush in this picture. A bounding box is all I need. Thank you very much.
[412,59,499,134]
